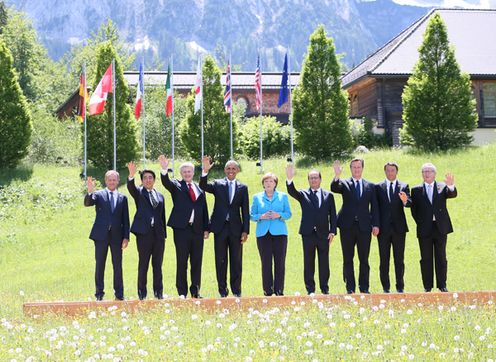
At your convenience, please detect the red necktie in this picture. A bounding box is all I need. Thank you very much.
[188,183,197,202]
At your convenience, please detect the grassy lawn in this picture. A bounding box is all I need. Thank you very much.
[1,145,495,359]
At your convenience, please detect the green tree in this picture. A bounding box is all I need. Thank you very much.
[0,39,32,168]
[293,25,352,160]
[0,1,7,34]
[400,13,477,151]
[0,7,72,110]
[86,42,138,170]
[63,20,135,89]
[180,55,238,165]
[240,116,291,160]
[143,88,188,160]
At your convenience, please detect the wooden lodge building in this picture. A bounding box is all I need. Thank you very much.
[342,8,496,146]
[57,72,300,124]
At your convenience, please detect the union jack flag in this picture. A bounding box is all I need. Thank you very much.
[255,55,262,111]
[224,61,231,113]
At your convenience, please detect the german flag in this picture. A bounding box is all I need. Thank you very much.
[77,73,88,122]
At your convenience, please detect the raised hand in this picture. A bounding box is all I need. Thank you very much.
[202,155,213,174]
[87,176,96,193]
[372,226,380,237]
[333,160,342,178]
[445,172,455,186]
[159,155,169,171]
[286,163,295,180]
[127,161,137,178]
[328,233,334,244]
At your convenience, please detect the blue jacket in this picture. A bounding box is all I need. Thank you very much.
[250,190,292,237]
[84,189,130,243]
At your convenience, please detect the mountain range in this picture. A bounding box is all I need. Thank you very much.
[5,0,434,70]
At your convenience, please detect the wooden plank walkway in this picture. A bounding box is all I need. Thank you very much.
[23,291,495,317]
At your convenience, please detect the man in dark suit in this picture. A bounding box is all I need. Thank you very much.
[411,163,457,292]
[286,164,337,295]
[159,155,209,298]
[127,161,167,300]
[84,171,130,301]
[331,159,380,294]
[375,162,411,293]
[200,156,250,298]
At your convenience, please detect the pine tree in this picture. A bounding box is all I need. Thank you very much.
[0,39,32,168]
[293,25,352,160]
[180,55,237,165]
[401,13,477,151]
[86,42,138,170]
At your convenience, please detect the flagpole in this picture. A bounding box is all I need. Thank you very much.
[142,57,146,166]
[259,55,263,173]
[229,54,233,159]
[171,55,175,177]
[288,49,294,162]
[83,63,88,178]
[141,60,146,166]
[112,59,117,170]
[200,56,204,162]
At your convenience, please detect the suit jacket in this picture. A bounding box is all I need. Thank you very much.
[84,189,130,243]
[250,190,292,237]
[199,175,250,235]
[161,172,209,233]
[330,177,379,233]
[127,178,167,240]
[286,181,337,238]
[375,180,411,235]
[411,182,457,237]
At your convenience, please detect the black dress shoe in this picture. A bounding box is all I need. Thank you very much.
[360,290,370,294]
[346,290,354,294]
[154,293,164,300]
[192,294,203,299]
[96,295,103,301]
[321,290,329,295]
[424,288,432,292]
[383,289,390,294]
[275,291,284,296]
[220,293,228,298]
[233,293,241,298]
[115,296,124,301]
[439,287,449,292]
[396,289,404,293]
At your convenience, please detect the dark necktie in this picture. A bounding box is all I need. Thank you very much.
[109,191,115,213]
[188,183,197,202]
[311,190,319,208]
[388,182,394,203]
[149,190,158,208]
[355,180,361,199]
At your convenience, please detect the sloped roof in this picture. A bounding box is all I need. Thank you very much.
[342,8,496,88]
[124,71,300,90]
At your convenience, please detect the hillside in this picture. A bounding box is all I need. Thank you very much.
[5,0,428,70]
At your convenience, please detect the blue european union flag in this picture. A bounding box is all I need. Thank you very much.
[277,53,288,108]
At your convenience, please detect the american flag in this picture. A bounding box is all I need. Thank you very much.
[224,61,231,113]
[255,55,262,111]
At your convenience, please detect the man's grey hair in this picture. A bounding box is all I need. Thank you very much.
[225,160,240,170]
[179,162,195,173]
[104,170,120,180]
[421,162,437,173]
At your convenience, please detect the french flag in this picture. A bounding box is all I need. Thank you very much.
[134,63,144,120]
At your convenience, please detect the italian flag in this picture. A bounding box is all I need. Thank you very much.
[165,64,173,117]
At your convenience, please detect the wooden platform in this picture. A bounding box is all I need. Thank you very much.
[23,291,495,317]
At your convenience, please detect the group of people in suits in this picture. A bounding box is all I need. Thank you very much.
[84,157,457,300]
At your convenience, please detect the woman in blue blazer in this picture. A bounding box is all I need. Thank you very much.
[250,173,292,296]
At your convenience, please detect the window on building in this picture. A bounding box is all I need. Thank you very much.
[482,83,496,118]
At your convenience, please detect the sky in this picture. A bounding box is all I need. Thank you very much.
[392,0,496,7]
